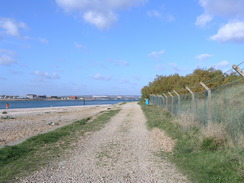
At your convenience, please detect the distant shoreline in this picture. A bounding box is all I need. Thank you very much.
[0,99,105,101]
[0,99,88,101]
[0,98,139,101]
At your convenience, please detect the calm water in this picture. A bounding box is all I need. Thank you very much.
[0,100,138,109]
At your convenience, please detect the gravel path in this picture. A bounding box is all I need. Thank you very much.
[21,102,189,183]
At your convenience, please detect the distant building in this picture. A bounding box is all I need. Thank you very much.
[93,96,109,100]
[0,95,19,99]
[38,95,47,99]
[26,94,37,99]
[116,96,122,100]
[70,96,77,99]
[0,95,6,99]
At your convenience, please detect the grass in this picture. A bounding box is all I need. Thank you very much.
[0,108,120,183]
[141,104,244,183]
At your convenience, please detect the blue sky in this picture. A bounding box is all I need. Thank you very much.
[0,0,244,96]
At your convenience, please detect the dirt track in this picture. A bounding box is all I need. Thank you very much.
[21,102,190,182]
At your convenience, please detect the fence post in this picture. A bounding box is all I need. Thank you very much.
[232,65,244,76]
[163,93,168,110]
[200,82,212,125]
[152,94,156,105]
[161,95,164,107]
[149,94,153,105]
[173,90,180,114]
[168,92,174,113]
[156,95,161,107]
[159,95,164,108]
[185,87,196,117]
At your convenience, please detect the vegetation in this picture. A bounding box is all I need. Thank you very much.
[0,109,120,182]
[141,104,244,183]
[141,67,241,100]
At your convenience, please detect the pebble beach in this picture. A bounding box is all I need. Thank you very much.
[0,104,114,148]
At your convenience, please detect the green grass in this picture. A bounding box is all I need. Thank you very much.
[0,109,120,183]
[141,104,243,183]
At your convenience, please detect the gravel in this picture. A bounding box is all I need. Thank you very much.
[20,102,190,183]
[0,105,111,147]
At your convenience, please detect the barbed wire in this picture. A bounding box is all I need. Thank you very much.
[237,60,244,66]
[150,61,243,96]
[165,61,244,95]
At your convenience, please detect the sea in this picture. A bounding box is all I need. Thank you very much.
[0,99,138,109]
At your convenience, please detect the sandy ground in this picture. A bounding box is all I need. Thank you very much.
[21,102,189,183]
[0,104,114,148]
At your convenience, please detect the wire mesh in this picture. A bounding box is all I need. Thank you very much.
[149,77,244,146]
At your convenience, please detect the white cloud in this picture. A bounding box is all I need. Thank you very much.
[0,17,27,38]
[149,50,165,60]
[147,10,175,22]
[196,0,244,27]
[33,70,60,80]
[195,14,212,27]
[196,53,213,60]
[211,21,244,42]
[147,10,162,18]
[169,63,186,72]
[109,59,129,66]
[74,42,87,52]
[38,38,49,44]
[83,10,117,29]
[92,73,111,80]
[215,60,229,68]
[166,15,176,22]
[199,0,244,18]
[56,0,146,29]
[0,49,16,66]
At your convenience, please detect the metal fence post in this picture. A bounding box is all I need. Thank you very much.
[185,87,195,117]
[149,94,153,105]
[173,90,180,114]
[168,92,173,113]
[160,95,164,108]
[163,93,168,110]
[156,95,161,107]
[232,65,244,76]
[200,82,212,125]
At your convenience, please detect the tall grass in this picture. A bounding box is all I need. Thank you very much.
[150,78,244,147]
[141,104,244,183]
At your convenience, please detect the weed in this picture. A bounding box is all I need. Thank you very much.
[141,104,244,183]
[1,116,15,119]
[201,137,221,151]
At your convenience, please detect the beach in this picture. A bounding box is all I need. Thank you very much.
[0,104,116,147]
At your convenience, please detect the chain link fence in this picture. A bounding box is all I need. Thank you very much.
[149,67,244,147]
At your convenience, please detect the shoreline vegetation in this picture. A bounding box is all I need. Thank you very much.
[0,105,121,182]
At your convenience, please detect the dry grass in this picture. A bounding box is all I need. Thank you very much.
[174,113,201,130]
[201,123,227,145]
[174,114,231,147]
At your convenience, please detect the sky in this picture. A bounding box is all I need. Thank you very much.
[0,0,244,96]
